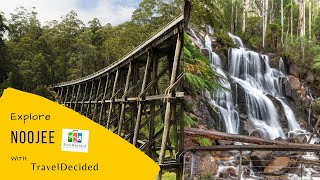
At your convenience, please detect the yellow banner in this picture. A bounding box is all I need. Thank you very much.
[0,88,159,179]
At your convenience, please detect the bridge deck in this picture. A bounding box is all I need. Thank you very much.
[53,15,184,88]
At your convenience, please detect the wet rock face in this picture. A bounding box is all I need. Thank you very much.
[250,151,273,170]
[268,54,281,69]
[285,75,301,91]
[197,153,218,178]
[218,167,239,179]
[264,157,292,174]
[305,71,315,83]
[289,63,299,77]
[287,133,307,143]
[267,95,287,127]
[284,75,312,108]
[201,48,210,58]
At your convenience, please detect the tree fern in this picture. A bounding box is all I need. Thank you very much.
[313,54,320,71]
[183,33,226,96]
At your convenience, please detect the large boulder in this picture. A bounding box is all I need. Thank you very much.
[289,63,299,77]
[201,48,210,58]
[267,95,287,127]
[197,153,218,178]
[250,151,273,170]
[287,132,307,143]
[305,71,315,83]
[285,75,301,91]
[217,167,239,179]
[264,157,292,174]
[268,53,281,69]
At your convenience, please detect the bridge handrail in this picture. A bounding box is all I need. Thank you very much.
[53,14,184,88]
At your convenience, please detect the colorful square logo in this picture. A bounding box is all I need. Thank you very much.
[61,129,89,153]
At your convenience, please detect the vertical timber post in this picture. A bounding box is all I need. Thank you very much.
[118,63,132,136]
[148,53,158,158]
[93,78,102,121]
[99,74,110,125]
[86,81,95,117]
[59,87,64,104]
[157,30,182,179]
[133,50,152,147]
[106,69,119,128]
[63,86,69,105]
[80,82,88,114]
[69,85,76,108]
[73,84,81,110]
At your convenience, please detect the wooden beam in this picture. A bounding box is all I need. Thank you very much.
[65,92,184,104]
[73,84,81,110]
[69,85,76,108]
[98,74,110,125]
[133,51,152,146]
[158,32,182,168]
[80,82,88,114]
[106,69,119,128]
[118,63,133,135]
[148,53,158,158]
[86,81,95,117]
[63,86,69,105]
[185,128,291,145]
[184,144,320,152]
[93,78,102,121]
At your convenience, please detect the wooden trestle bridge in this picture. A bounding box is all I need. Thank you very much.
[53,15,185,179]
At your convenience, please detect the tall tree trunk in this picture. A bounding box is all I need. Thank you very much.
[281,0,284,47]
[309,0,312,40]
[291,0,293,39]
[235,3,238,32]
[262,0,268,48]
[304,0,306,36]
[270,0,274,23]
[242,0,249,33]
[299,0,305,37]
[231,0,234,33]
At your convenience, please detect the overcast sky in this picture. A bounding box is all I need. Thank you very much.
[0,0,142,25]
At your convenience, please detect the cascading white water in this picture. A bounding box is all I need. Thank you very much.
[204,34,240,134]
[227,34,301,139]
[189,30,301,139]
[190,29,203,46]
[228,33,245,48]
[275,97,301,131]
[279,57,286,74]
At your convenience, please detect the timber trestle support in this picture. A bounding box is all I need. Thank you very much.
[53,15,185,179]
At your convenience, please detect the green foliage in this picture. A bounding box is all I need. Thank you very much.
[283,36,320,70]
[313,55,320,71]
[240,16,262,50]
[0,0,183,98]
[184,113,197,128]
[316,98,320,105]
[162,171,176,180]
[183,34,225,95]
[189,0,226,32]
[196,137,212,146]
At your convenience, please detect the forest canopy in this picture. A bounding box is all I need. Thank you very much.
[0,1,183,97]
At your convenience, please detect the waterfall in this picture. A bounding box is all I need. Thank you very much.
[203,33,239,134]
[189,30,301,139]
[279,57,286,74]
[190,29,203,46]
[233,77,285,139]
[275,97,301,131]
[228,33,245,48]
[227,33,300,139]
